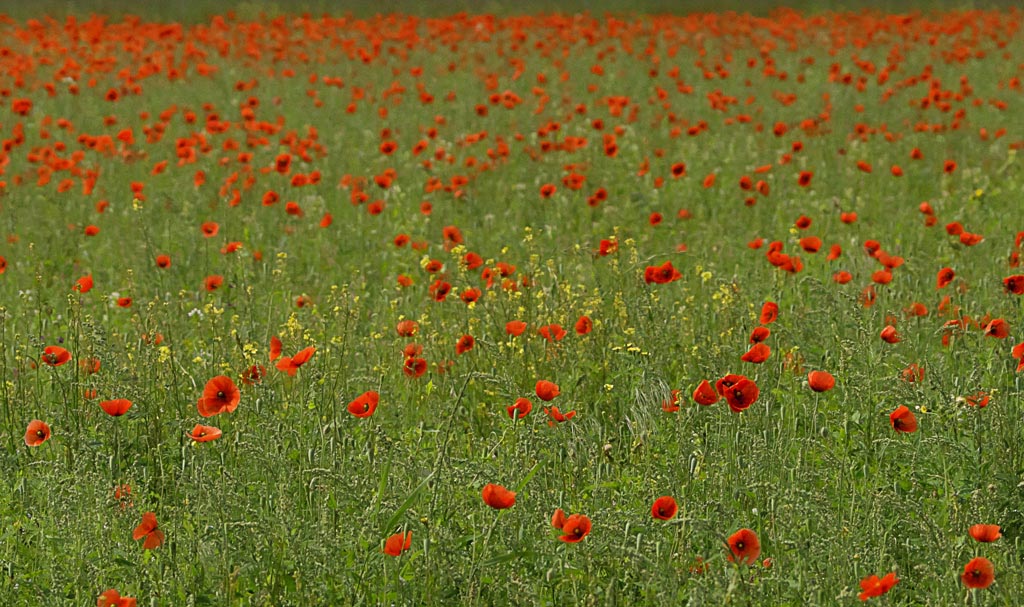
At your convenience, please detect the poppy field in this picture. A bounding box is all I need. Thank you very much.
[3,4,1024,606]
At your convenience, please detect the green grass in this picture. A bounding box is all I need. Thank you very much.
[1,6,1023,606]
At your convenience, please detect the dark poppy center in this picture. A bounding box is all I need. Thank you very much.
[736,541,745,550]
[36,430,45,438]
[363,403,370,412]
[217,390,225,399]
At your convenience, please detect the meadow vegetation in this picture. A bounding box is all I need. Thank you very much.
[1,5,1023,606]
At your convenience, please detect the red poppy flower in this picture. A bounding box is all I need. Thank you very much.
[201,221,219,237]
[197,375,240,417]
[100,399,133,417]
[456,334,475,355]
[960,232,984,246]
[428,279,451,301]
[551,508,567,529]
[204,275,224,291]
[442,225,463,246]
[904,302,928,318]
[574,316,593,335]
[860,285,877,307]
[598,239,618,256]
[84,225,100,236]
[78,357,101,374]
[403,357,427,378]
[187,424,222,442]
[348,390,380,418]
[651,496,678,520]
[726,528,761,565]
[890,405,917,433]
[963,391,990,408]
[692,380,719,405]
[558,514,592,543]
[833,271,853,284]
[749,327,770,343]
[901,364,925,383]
[943,159,957,174]
[459,288,481,304]
[269,336,283,362]
[403,343,423,359]
[797,171,813,187]
[936,267,955,289]
[539,183,556,198]
[840,212,858,224]
[463,251,484,269]
[132,511,165,550]
[871,270,892,285]
[538,324,567,341]
[961,556,994,589]
[25,419,51,446]
[481,483,516,509]
[507,397,532,419]
[644,261,682,284]
[880,326,900,344]
[984,318,1009,339]
[506,320,527,336]
[536,380,560,401]
[240,364,266,386]
[1004,275,1024,295]
[826,244,842,261]
[155,254,171,268]
[41,345,71,366]
[660,388,681,412]
[715,374,746,396]
[759,301,779,324]
[858,572,898,601]
[383,531,413,556]
[275,346,316,375]
[97,589,137,607]
[741,343,771,364]
[799,236,822,253]
[969,524,1001,543]
[807,371,835,392]
[723,377,760,412]
[544,406,576,425]
[396,320,418,337]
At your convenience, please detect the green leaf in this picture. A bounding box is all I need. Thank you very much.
[515,460,543,493]
[384,471,434,531]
